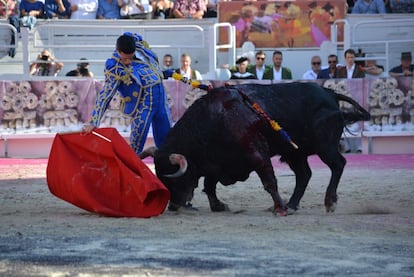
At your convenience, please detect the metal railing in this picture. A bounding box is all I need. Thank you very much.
[0,20,236,79]
[331,17,414,72]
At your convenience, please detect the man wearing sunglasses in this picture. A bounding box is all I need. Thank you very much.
[302,55,322,80]
[317,54,338,79]
[247,50,272,80]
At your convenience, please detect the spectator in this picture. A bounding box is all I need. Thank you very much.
[390,0,414,13]
[336,48,364,154]
[44,0,71,19]
[246,50,272,80]
[336,49,365,79]
[204,0,217,18]
[230,56,256,79]
[65,58,94,77]
[83,32,172,155]
[362,56,385,77]
[317,54,338,79]
[347,0,355,12]
[389,52,414,77]
[70,0,98,19]
[20,0,44,18]
[352,0,386,13]
[19,0,44,30]
[30,49,64,76]
[152,0,174,19]
[162,54,174,71]
[120,0,152,19]
[162,54,174,78]
[384,0,392,12]
[1,0,19,18]
[172,0,206,19]
[1,0,19,57]
[269,50,293,80]
[97,0,122,19]
[175,53,202,80]
[302,55,322,80]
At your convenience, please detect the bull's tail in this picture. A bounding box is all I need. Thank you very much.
[336,93,371,125]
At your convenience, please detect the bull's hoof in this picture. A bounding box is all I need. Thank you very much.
[273,208,287,217]
[184,202,199,211]
[168,202,199,213]
[210,202,229,212]
[287,207,297,215]
[267,205,290,216]
[286,202,299,214]
[324,196,338,213]
[325,202,337,213]
[168,202,181,211]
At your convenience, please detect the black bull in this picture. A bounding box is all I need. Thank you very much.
[141,82,371,216]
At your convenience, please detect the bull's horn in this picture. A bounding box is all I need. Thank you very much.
[139,146,157,159]
[164,153,188,178]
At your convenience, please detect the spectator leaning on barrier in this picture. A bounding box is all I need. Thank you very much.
[361,56,385,78]
[19,0,44,29]
[389,52,414,78]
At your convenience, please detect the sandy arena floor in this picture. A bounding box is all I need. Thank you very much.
[0,154,413,276]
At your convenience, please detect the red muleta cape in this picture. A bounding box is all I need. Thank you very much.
[46,127,169,218]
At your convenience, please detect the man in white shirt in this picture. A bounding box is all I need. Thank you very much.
[336,49,365,154]
[302,55,322,80]
[176,53,202,80]
[246,50,272,80]
[270,50,292,81]
[70,0,98,19]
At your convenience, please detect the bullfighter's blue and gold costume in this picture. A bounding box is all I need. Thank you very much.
[88,32,172,154]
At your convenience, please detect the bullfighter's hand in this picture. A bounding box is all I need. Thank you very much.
[82,124,95,134]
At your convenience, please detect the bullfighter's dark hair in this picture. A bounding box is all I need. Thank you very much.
[116,35,136,54]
